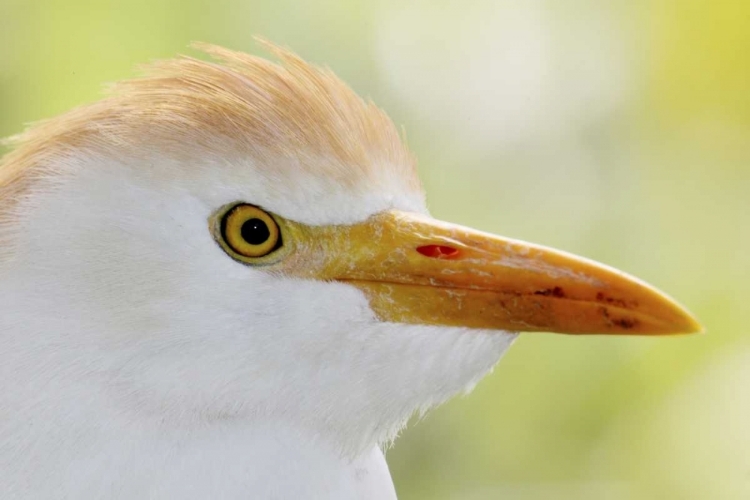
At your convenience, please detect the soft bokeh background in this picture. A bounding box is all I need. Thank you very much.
[2,1,748,498]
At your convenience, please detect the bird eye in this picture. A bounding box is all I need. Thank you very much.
[221,204,281,258]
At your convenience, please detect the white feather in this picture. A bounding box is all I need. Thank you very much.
[0,150,516,498]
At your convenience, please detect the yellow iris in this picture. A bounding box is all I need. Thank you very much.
[222,204,281,258]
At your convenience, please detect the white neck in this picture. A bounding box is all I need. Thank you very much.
[0,388,396,499]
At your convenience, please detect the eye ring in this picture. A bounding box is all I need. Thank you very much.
[221,204,281,258]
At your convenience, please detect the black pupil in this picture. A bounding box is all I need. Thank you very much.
[240,218,271,245]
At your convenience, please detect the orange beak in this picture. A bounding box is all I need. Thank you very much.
[279,210,702,335]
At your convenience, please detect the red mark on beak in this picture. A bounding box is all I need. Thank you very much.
[417,244,460,259]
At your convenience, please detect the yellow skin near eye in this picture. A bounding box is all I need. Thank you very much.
[223,205,280,258]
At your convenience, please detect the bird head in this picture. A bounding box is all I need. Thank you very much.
[0,41,700,454]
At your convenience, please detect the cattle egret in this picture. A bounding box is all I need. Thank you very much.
[0,42,701,499]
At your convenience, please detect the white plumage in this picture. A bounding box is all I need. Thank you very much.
[0,42,698,499]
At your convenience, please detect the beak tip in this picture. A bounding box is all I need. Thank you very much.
[667,307,704,335]
[686,317,706,335]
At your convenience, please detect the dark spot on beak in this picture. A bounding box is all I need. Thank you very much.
[599,305,638,330]
[534,286,565,298]
[613,317,638,329]
[596,292,638,309]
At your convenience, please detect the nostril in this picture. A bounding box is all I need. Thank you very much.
[417,244,460,259]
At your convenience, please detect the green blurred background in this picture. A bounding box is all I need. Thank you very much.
[2,1,748,498]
